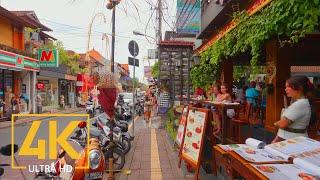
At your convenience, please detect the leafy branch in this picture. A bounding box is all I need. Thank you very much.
[191,0,320,88]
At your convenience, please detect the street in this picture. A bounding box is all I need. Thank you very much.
[0,110,88,179]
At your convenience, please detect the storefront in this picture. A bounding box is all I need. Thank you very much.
[36,77,59,110]
[59,76,76,108]
[0,49,39,114]
[38,67,77,111]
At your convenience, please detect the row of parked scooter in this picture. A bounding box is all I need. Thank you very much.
[86,94,144,119]
[0,95,144,179]
[33,95,143,179]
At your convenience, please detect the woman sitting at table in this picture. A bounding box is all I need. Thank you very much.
[213,84,235,134]
[272,76,313,143]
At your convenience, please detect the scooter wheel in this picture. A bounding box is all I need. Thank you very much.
[104,148,125,171]
[121,137,131,154]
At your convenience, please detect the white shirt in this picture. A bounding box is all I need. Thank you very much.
[277,98,311,139]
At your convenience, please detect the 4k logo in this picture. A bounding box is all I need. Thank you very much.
[12,114,90,169]
[19,121,80,160]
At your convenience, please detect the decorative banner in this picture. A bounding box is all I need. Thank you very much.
[144,66,152,78]
[38,49,59,67]
[176,0,200,34]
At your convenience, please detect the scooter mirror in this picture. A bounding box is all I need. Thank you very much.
[78,121,87,128]
[0,144,18,156]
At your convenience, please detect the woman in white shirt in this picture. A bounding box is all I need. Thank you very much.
[272,76,313,143]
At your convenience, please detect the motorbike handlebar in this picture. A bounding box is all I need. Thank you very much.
[0,144,18,156]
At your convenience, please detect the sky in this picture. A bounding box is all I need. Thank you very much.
[1,0,177,83]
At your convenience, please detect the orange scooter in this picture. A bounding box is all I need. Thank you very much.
[35,128,105,180]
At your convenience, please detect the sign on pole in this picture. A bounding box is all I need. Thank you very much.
[128,40,139,57]
[128,40,139,137]
[128,57,139,67]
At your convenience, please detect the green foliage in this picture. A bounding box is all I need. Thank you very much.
[132,77,139,87]
[151,61,159,78]
[233,66,266,82]
[190,61,220,88]
[165,107,178,141]
[192,0,320,87]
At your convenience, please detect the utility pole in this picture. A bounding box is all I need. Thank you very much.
[106,1,119,179]
[111,7,115,73]
[156,0,162,87]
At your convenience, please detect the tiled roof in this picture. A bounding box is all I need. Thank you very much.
[291,66,320,73]
[0,6,35,28]
[160,40,194,46]
[11,10,52,31]
[78,49,105,66]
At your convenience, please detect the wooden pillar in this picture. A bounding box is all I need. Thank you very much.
[220,60,233,93]
[265,40,291,132]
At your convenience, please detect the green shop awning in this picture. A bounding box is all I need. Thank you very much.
[0,49,39,71]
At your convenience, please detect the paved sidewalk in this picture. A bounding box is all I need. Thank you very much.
[0,107,84,129]
[116,116,191,180]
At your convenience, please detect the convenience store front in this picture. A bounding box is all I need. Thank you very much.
[0,49,39,114]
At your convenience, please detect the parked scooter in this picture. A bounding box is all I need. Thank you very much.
[0,144,19,177]
[95,115,132,154]
[86,96,104,118]
[35,123,105,180]
[72,121,126,170]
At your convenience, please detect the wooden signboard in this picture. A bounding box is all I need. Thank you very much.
[179,107,210,179]
[176,105,189,147]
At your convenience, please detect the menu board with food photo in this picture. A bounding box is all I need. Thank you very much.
[181,108,209,165]
[176,106,189,147]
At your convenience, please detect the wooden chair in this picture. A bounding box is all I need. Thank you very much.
[308,101,320,141]
[231,102,252,143]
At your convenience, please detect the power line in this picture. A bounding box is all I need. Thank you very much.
[41,18,152,41]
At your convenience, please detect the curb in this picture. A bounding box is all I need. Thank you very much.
[0,108,84,129]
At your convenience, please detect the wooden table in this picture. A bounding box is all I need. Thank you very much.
[191,99,240,144]
[213,146,269,180]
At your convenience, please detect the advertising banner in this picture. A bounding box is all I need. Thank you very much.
[176,0,200,34]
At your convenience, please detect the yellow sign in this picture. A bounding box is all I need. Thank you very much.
[11,114,90,170]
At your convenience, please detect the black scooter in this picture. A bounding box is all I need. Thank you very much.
[0,144,19,177]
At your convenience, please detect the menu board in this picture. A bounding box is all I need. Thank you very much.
[176,106,189,147]
[181,108,209,166]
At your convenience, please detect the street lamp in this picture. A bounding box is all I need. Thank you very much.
[133,30,156,43]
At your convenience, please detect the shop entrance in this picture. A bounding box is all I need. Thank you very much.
[59,79,70,107]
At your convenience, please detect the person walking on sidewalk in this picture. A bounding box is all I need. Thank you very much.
[144,96,152,122]
[158,87,170,115]
[150,93,157,116]
[36,94,42,114]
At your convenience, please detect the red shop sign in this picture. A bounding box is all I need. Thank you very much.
[36,83,45,90]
